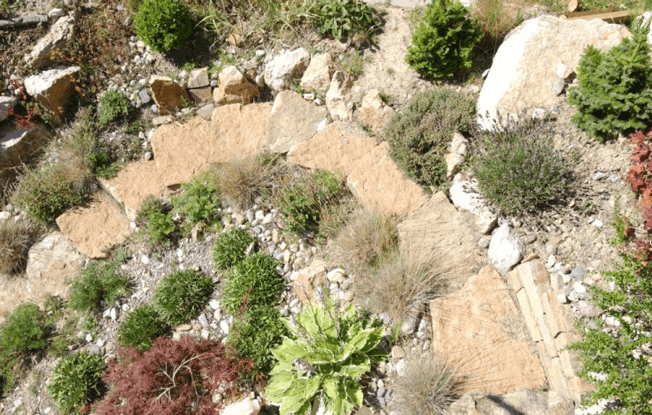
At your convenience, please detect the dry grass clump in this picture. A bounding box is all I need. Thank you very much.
[390,352,462,415]
[216,154,284,210]
[0,219,38,274]
[471,0,522,48]
[331,209,398,276]
[354,251,448,325]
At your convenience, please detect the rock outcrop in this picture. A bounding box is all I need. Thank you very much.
[263,48,310,92]
[266,91,329,153]
[477,15,631,129]
[448,389,574,415]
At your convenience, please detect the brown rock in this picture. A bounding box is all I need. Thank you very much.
[266,90,329,153]
[24,66,79,125]
[99,160,168,221]
[356,89,395,137]
[188,86,212,104]
[300,53,332,95]
[347,141,427,217]
[448,389,574,415]
[0,232,83,323]
[292,259,327,305]
[149,75,191,115]
[213,65,260,105]
[398,192,481,290]
[56,192,132,258]
[1,124,52,191]
[430,266,546,394]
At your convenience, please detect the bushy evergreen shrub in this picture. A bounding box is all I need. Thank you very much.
[568,22,652,141]
[222,253,284,315]
[133,0,193,52]
[405,0,482,80]
[118,305,169,352]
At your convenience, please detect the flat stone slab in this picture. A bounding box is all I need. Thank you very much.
[398,191,482,290]
[289,122,427,216]
[430,265,547,394]
[56,193,131,258]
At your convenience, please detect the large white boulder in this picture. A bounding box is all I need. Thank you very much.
[477,15,630,130]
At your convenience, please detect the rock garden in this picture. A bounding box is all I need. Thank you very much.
[1,0,652,414]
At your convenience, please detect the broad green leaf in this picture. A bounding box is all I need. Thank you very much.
[345,382,364,408]
[305,349,335,364]
[294,400,313,415]
[303,376,322,401]
[280,394,308,415]
[270,360,294,375]
[272,339,309,363]
[265,372,295,402]
[344,329,373,356]
[361,329,383,352]
[322,375,340,400]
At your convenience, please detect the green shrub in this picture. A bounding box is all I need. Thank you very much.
[172,172,221,232]
[48,351,106,415]
[228,305,288,375]
[153,270,213,326]
[118,305,169,352]
[570,251,652,414]
[98,91,129,126]
[136,196,176,246]
[405,0,482,80]
[567,22,652,141]
[385,88,476,191]
[134,0,192,52]
[472,122,574,215]
[12,163,92,224]
[68,253,131,314]
[313,0,382,43]
[275,169,346,236]
[265,298,386,415]
[0,303,51,357]
[223,253,284,315]
[213,228,254,270]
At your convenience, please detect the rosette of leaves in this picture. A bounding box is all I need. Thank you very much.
[568,20,652,142]
[265,298,386,415]
[405,0,482,81]
[313,0,381,43]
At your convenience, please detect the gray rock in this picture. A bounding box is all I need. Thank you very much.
[264,48,310,92]
[571,264,585,281]
[488,223,524,275]
[553,78,565,95]
[24,15,75,68]
[578,300,601,318]
[24,66,80,125]
[449,172,498,234]
[138,89,151,105]
[0,96,17,122]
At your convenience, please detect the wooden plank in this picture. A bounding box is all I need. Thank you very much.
[565,9,634,23]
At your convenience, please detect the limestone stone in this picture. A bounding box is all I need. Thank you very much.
[24,15,75,68]
[1,124,52,190]
[0,96,17,122]
[292,259,327,305]
[264,48,310,92]
[187,67,209,89]
[355,89,395,136]
[448,389,574,415]
[347,142,428,217]
[300,52,332,94]
[325,71,353,121]
[24,66,79,125]
[222,397,260,415]
[445,132,468,179]
[213,65,259,105]
[398,192,481,290]
[430,266,546,394]
[0,232,83,323]
[516,288,542,342]
[56,193,132,258]
[266,91,329,153]
[197,103,215,120]
[99,160,168,222]
[449,171,498,234]
[488,223,524,274]
[477,15,631,129]
[149,75,191,115]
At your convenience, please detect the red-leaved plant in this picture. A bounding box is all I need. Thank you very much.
[626,129,652,231]
[95,336,255,415]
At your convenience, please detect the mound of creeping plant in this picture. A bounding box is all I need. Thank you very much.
[265,298,386,415]
[222,253,284,315]
[153,270,213,326]
[568,21,652,141]
[213,228,254,270]
[48,351,106,415]
[118,305,169,352]
[406,0,482,81]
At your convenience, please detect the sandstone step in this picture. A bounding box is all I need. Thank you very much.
[430,266,547,394]
[56,192,131,258]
